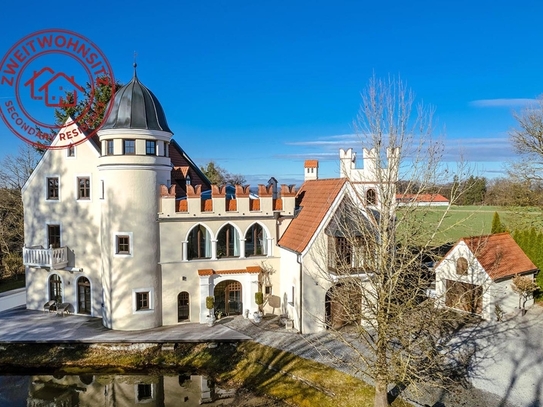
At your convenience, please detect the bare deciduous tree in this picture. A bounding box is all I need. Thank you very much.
[510,96,543,182]
[308,76,474,407]
[0,144,39,279]
[512,274,539,311]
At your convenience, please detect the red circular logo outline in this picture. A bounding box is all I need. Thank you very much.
[0,28,115,150]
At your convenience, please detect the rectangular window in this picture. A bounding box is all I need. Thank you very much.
[67,145,75,157]
[116,235,130,254]
[48,224,61,248]
[265,285,272,295]
[106,140,114,156]
[77,177,90,200]
[164,142,169,157]
[146,140,156,155]
[136,292,149,311]
[100,180,105,199]
[137,383,152,400]
[123,139,135,155]
[46,177,59,200]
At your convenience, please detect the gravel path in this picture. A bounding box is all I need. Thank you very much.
[223,314,519,407]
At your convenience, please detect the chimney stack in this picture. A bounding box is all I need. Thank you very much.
[304,160,319,181]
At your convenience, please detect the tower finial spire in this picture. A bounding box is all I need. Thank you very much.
[133,51,138,77]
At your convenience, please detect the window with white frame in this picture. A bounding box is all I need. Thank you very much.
[123,139,136,155]
[146,140,156,155]
[67,144,75,157]
[132,287,154,313]
[114,232,133,257]
[106,140,114,156]
[46,177,59,200]
[77,177,90,200]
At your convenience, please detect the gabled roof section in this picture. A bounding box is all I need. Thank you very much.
[278,178,347,253]
[169,139,211,197]
[461,233,537,280]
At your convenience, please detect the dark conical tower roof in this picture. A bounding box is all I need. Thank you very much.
[101,67,172,133]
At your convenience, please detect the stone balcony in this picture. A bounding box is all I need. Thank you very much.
[23,245,68,270]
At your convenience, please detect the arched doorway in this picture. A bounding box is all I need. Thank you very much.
[214,280,242,315]
[178,291,190,321]
[77,277,91,314]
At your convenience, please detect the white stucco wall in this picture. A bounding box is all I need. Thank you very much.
[23,123,103,317]
[159,216,281,325]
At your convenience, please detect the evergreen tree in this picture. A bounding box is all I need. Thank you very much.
[491,212,506,234]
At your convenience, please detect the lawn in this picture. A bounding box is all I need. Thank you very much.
[399,205,543,246]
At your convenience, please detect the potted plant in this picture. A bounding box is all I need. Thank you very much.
[253,292,264,323]
[206,296,215,326]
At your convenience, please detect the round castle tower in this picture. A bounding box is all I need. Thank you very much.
[97,67,172,330]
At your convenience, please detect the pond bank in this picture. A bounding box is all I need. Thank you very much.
[0,341,407,407]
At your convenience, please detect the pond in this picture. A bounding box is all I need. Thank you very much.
[0,373,284,406]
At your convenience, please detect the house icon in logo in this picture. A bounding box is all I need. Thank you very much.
[24,68,84,108]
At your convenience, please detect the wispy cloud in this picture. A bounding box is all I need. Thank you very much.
[469,98,537,108]
[285,133,358,147]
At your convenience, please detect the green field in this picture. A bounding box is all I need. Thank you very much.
[399,205,543,246]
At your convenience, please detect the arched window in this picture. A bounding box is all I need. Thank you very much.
[456,257,468,275]
[245,223,267,256]
[49,274,62,303]
[366,189,377,205]
[77,277,91,314]
[187,225,211,260]
[217,224,240,258]
[178,292,190,321]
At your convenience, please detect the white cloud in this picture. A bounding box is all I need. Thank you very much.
[469,98,538,108]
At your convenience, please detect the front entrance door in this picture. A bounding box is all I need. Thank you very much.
[178,292,190,321]
[77,277,91,314]
[214,280,243,315]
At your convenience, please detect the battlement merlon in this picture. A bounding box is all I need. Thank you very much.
[158,184,296,217]
[340,147,400,182]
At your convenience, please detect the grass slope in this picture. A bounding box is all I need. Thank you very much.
[0,341,409,407]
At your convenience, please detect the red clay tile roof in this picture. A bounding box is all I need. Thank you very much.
[198,266,262,276]
[304,160,319,168]
[278,178,347,253]
[396,193,449,203]
[462,233,537,280]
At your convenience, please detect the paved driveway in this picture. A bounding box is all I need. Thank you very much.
[467,305,543,407]
[0,306,250,343]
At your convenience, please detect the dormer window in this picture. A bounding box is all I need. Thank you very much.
[146,140,156,155]
[123,139,135,155]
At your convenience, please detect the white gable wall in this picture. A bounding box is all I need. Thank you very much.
[23,125,102,316]
[434,241,533,320]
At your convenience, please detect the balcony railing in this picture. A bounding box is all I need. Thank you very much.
[23,245,68,270]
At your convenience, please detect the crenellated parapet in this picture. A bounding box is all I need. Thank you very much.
[340,147,399,182]
[159,183,297,218]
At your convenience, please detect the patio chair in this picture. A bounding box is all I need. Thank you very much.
[56,303,73,317]
[43,300,56,313]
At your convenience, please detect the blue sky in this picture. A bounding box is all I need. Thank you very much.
[0,0,542,186]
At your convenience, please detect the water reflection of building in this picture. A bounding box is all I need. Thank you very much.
[25,374,235,407]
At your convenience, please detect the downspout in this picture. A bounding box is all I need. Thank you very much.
[297,253,303,334]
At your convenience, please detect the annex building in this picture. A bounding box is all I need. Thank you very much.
[21,71,396,333]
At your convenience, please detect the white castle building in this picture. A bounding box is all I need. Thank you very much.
[21,71,397,333]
